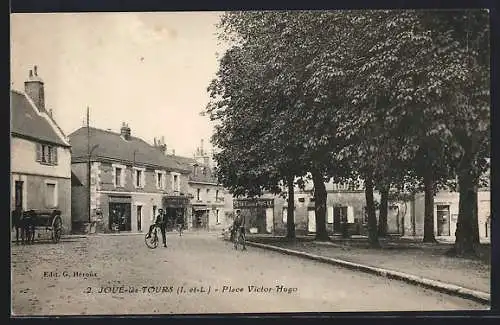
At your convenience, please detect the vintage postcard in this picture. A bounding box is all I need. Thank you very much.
[10,10,491,316]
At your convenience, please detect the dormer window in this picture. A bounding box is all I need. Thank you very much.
[193,164,198,177]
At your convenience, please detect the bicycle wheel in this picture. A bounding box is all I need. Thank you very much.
[145,228,159,249]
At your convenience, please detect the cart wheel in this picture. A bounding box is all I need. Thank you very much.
[52,216,62,243]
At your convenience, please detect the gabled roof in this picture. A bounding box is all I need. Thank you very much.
[10,90,70,147]
[68,127,191,173]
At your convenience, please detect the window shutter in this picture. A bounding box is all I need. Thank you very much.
[36,143,42,162]
[141,170,145,188]
[133,169,137,188]
[327,206,334,223]
[112,168,116,187]
[53,147,58,165]
[347,206,354,223]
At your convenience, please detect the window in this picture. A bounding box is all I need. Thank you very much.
[202,167,207,175]
[115,168,122,187]
[216,209,220,224]
[206,189,210,201]
[216,190,219,201]
[45,182,57,207]
[157,173,163,189]
[171,172,180,192]
[193,165,198,177]
[113,164,126,187]
[36,143,58,165]
[133,167,145,188]
[197,188,201,200]
[155,171,165,190]
[136,170,141,187]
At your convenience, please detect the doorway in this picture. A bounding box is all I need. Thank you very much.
[333,206,347,234]
[14,181,24,210]
[136,205,142,232]
[436,205,451,236]
[109,202,132,231]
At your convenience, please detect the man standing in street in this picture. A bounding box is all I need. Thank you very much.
[147,208,167,247]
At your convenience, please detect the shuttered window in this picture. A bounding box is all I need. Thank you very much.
[45,182,57,207]
[36,143,42,162]
[35,143,58,165]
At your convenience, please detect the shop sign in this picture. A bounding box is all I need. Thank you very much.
[163,196,189,207]
[233,199,274,209]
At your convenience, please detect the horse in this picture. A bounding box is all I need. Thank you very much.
[11,209,35,244]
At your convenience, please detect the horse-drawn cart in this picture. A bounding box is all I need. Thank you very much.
[12,209,63,244]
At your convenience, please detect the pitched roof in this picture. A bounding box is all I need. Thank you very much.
[10,90,70,147]
[68,127,191,173]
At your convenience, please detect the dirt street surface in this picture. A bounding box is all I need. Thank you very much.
[11,232,487,315]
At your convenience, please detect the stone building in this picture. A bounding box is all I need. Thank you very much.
[69,124,191,233]
[175,140,229,231]
[10,66,72,233]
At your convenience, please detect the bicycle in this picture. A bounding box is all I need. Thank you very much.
[145,224,160,249]
[233,226,246,250]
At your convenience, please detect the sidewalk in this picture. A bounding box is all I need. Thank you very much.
[245,235,490,303]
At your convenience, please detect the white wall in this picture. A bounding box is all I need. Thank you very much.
[11,137,71,178]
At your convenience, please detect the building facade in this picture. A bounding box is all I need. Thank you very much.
[69,124,191,234]
[252,176,490,241]
[411,189,491,241]
[11,66,72,233]
[180,140,228,231]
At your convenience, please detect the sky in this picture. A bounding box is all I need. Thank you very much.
[10,12,230,157]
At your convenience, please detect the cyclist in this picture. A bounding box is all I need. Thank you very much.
[146,208,167,247]
[232,209,246,250]
[176,211,184,236]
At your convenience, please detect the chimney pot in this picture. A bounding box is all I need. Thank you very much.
[29,70,33,78]
[34,65,38,76]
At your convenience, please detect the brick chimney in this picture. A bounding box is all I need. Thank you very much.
[120,122,131,140]
[24,65,45,112]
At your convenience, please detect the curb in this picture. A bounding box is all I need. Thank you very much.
[246,240,491,305]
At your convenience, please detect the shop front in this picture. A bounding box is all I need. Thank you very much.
[192,205,209,229]
[163,196,190,231]
[233,198,274,234]
[108,195,132,232]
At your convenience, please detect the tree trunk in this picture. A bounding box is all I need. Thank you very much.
[377,186,389,237]
[423,171,437,243]
[451,171,480,257]
[312,169,329,241]
[286,175,296,240]
[365,173,380,248]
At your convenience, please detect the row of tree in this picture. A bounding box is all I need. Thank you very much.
[205,10,490,256]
